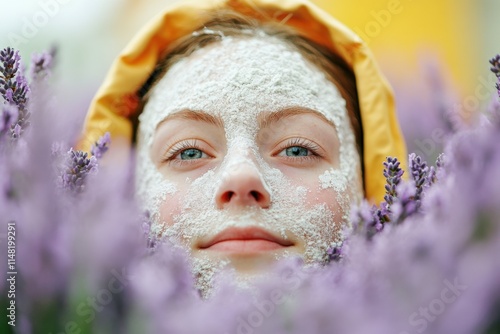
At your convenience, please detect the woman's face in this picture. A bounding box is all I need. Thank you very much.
[136,35,362,284]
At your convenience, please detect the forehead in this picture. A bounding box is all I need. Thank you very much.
[139,35,347,140]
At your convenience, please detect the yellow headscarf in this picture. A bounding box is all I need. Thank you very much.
[79,0,407,203]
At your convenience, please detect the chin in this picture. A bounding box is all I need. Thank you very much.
[197,247,301,275]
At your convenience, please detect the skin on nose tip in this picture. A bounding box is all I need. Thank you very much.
[215,164,271,209]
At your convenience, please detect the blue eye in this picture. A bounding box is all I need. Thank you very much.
[180,148,204,160]
[275,138,322,164]
[285,146,310,157]
[163,140,212,165]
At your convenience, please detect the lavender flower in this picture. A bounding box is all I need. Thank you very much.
[436,152,445,169]
[486,95,500,127]
[59,148,98,193]
[51,141,68,157]
[426,165,437,185]
[383,157,404,208]
[489,54,500,97]
[29,51,53,82]
[0,47,31,140]
[0,104,18,141]
[0,47,21,87]
[350,200,386,239]
[391,180,419,224]
[90,131,111,159]
[141,210,159,250]
[350,200,374,231]
[408,153,428,202]
[0,47,29,109]
[326,241,345,262]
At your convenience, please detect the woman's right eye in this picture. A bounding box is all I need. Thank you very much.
[162,140,212,165]
[177,148,208,160]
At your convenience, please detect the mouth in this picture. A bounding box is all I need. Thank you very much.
[198,227,294,253]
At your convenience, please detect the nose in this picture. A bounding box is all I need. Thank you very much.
[215,163,271,209]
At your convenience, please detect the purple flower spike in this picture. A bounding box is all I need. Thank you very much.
[391,181,419,224]
[426,166,437,185]
[60,148,98,194]
[0,47,31,140]
[350,200,373,232]
[141,210,159,250]
[90,132,111,159]
[0,47,29,110]
[436,153,445,169]
[0,47,21,82]
[408,153,429,202]
[0,104,18,138]
[383,156,404,208]
[326,241,345,262]
[11,124,22,139]
[30,51,53,82]
[491,54,500,74]
[490,54,500,97]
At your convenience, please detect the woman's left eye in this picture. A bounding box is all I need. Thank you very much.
[274,138,323,164]
[179,148,206,160]
[278,146,311,157]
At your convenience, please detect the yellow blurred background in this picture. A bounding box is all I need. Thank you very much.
[316,0,483,95]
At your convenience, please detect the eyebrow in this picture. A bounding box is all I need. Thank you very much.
[156,107,335,129]
[258,107,335,129]
[156,109,224,128]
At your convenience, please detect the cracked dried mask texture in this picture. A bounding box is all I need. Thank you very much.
[135,35,362,289]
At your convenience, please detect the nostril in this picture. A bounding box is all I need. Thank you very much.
[221,191,235,204]
[215,172,271,209]
[250,190,262,202]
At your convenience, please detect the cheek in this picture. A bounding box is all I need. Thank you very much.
[158,185,188,226]
[155,168,213,226]
[305,187,341,215]
[283,169,341,211]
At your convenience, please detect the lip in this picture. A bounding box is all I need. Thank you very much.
[198,227,294,253]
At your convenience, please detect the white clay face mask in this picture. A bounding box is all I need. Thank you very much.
[136,34,363,293]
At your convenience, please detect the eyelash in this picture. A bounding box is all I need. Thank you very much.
[275,138,322,162]
[161,138,322,166]
[162,140,208,165]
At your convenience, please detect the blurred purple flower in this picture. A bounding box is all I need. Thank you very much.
[29,51,53,82]
[0,104,18,140]
[350,200,373,231]
[50,141,68,157]
[391,181,419,224]
[90,131,111,159]
[489,54,500,97]
[141,210,159,250]
[59,148,98,193]
[427,165,437,185]
[326,241,345,262]
[350,200,386,239]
